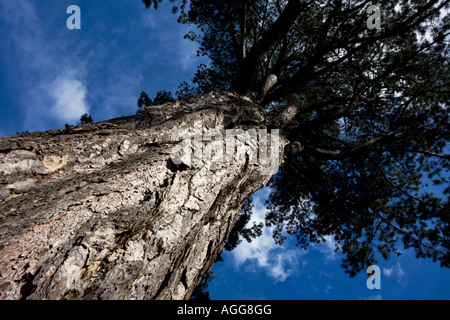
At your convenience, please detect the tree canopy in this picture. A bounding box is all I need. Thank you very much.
[138,90,175,108]
[141,0,450,276]
[79,113,93,125]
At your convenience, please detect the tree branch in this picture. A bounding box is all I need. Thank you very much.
[263,0,445,105]
[267,104,299,129]
[303,132,395,159]
[296,95,360,133]
[241,2,248,61]
[233,0,306,95]
[378,148,450,160]
[267,94,356,129]
[345,0,443,46]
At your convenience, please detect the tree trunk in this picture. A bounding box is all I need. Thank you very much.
[0,92,286,300]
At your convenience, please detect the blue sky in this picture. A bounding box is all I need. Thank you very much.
[0,0,202,136]
[210,188,450,300]
[1,1,449,300]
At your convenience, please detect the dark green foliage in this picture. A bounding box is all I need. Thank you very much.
[137,91,153,108]
[138,90,175,107]
[191,198,262,299]
[153,90,175,105]
[176,81,202,99]
[141,0,164,9]
[225,197,263,252]
[143,0,450,276]
[142,0,187,12]
[79,113,93,125]
[190,271,215,301]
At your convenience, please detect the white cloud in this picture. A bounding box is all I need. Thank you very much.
[313,235,341,262]
[2,0,204,132]
[232,229,301,282]
[0,0,90,130]
[382,267,394,277]
[382,262,406,284]
[230,188,304,282]
[229,188,346,282]
[50,72,89,122]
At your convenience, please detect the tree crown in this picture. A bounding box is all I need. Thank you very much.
[142,0,450,275]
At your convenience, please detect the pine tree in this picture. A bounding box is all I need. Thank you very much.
[79,113,93,125]
[137,91,153,108]
[145,0,450,275]
[0,1,448,300]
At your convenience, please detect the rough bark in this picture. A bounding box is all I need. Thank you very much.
[0,92,286,300]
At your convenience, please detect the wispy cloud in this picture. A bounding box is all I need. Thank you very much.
[0,0,40,33]
[179,39,201,71]
[231,188,304,282]
[230,188,348,282]
[232,228,301,282]
[2,0,205,134]
[0,0,88,130]
[139,3,205,72]
[313,235,342,262]
[383,262,406,284]
[311,283,334,295]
